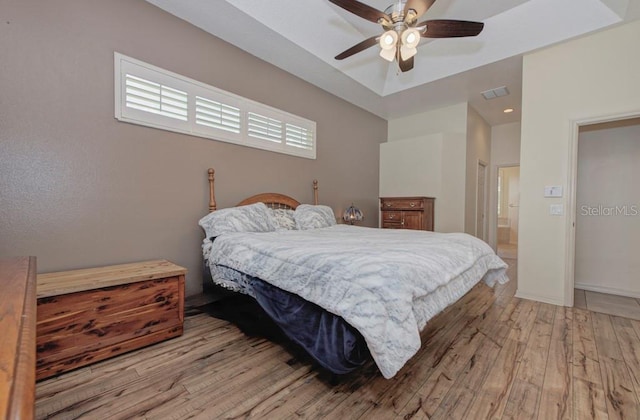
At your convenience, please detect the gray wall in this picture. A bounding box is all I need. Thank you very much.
[0,0,387,295]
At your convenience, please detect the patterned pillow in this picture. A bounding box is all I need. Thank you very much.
[269,208,297,230]
[294,204,337,230]
[198,202,276,238]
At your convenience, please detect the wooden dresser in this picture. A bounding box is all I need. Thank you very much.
[0,257,37,420]
[380,197,435,231]
[36,260,187,380]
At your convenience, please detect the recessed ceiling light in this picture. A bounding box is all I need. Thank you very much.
[503,108,514,113]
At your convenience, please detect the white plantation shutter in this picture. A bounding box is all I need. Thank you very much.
[125,75,188,121]
[115,53,315,159]
[286,123,314,151]
[248,112,283,143]
[195,96,241,134]
[191,87,243,143]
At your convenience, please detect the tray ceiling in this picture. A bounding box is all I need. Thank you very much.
[146,0,638,125]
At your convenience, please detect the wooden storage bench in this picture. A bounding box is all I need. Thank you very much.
[36,260,187,380]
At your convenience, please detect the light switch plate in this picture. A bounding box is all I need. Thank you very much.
[550,204,564,216]
[544,186,563,197]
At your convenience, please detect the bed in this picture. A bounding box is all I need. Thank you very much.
[199,168,508,379]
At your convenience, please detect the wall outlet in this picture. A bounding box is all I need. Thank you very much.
[550,204,564,216]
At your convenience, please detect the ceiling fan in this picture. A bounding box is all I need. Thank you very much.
[329,0,484,72]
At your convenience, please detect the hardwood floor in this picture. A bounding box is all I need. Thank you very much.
[497,243,518,260]
[35,260,640,419]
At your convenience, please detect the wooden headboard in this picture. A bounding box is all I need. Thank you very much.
[207,168,318,212]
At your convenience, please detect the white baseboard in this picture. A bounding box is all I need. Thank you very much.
[515,290,565,306]
[575,283,640,299]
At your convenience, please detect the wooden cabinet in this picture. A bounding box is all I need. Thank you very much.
[380,197,434,231]
[36,260,186,380]
[0,257,36,420]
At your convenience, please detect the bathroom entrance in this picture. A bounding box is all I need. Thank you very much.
[497,165,519,259]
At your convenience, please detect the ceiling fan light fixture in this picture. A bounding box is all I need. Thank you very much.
[400,45,417,60]
[379,30,398,49]
[401,28,420,48]
[379,46,397,61]
[379,30,398,62]
[330,0,486,73]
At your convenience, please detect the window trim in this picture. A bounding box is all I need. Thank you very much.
[114,52,316,159]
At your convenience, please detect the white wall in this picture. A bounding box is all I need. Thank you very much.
[488,122,521,249]
[518,20,640,306]
[380,136,442,197]
[384,103,470,232]
[379,133,466,232]
[466,106,492,236]
[575,119,640,297]
[440,133,468,233]
[387,103,468,141]
[384,102,493,236]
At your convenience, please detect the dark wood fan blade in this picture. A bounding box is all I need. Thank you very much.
[419,19,484,38]
[328,0,389,24]
[404,0,435,21]
[335,36,379,60]
[399,55,414,72]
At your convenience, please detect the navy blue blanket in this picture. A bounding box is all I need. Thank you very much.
[250,277,370,374]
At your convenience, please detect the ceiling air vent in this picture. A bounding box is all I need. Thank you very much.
[481,86,509,100]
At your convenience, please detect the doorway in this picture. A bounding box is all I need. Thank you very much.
[572,117,640,319]
[496,165,519,259]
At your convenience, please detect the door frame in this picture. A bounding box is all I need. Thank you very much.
[495,163,520,250]
[476,160,489,240]
[565,110,640,307]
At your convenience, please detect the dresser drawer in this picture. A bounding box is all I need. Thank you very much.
[382,222,402,229]
[382,211,402,222]
[380,198,424,210]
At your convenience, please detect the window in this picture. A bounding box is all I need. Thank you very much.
[248,112,283,143]
[195,97,241,134]
[114,53,316,159]
[125,75,188,121]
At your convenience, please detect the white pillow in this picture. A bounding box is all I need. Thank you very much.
[269,208,297,230]
[294,204,336,230]
[198,202,276,238]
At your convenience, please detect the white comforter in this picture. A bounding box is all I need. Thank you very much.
[207,225,508,378]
